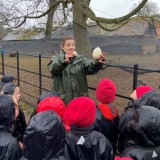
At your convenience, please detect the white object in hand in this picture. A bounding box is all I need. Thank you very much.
[92,47,102,59]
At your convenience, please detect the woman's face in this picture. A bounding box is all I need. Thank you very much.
[62,39,75,54]
[13,86,21,102]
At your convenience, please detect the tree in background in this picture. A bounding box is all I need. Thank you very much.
[132,1,160,36]
[0,0,149,58]
[134,1,160,16]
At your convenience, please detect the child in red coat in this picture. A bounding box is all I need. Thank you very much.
[64,96,114,160]
[94,78,119,153]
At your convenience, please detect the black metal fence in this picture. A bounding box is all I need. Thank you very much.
[0,51,160,107]
[0,51,52,107]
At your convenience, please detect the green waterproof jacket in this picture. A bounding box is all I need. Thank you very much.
[47,51,103,104]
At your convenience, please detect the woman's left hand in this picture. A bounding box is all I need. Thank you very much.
[97,52,105,64]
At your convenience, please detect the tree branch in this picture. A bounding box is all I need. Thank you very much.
[13,0,64,28]
[96,20,130,31]
[82,0,148,24]
[26,0,63,19]
[15,17,27,28]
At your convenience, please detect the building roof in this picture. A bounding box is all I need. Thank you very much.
[88,18,150,36]
[47,25,96,40]
[0,17,159,55]
[2,30,45,41]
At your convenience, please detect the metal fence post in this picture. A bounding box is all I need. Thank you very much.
[39,54,42,95]
[16,51,20,86]
[133,64,138,90]
[1,51,4,75]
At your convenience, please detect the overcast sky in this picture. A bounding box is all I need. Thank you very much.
[90,0,160,18]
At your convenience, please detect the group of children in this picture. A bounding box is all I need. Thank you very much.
[1,73,160,160]
[0,74,26,159]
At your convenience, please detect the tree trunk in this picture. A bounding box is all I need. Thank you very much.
[73,0,92,58]
[45,0,58,37]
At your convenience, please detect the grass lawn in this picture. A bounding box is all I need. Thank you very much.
[1,52,160,121]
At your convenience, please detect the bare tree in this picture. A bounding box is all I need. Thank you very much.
[45,0,59,36]
[131,1,160,35]
[45,0,72,36]
[71,0,148,57]
[0,0,149,57]
[134,1,160,16]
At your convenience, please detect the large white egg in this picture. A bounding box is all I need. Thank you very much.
[92,47,102,59]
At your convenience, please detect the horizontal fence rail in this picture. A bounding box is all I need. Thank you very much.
[1,51,160,107]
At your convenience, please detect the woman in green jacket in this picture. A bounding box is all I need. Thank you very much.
[47,37,105,105]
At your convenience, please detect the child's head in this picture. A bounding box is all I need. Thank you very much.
[37,91,59,104]
[23,111,65,160]
[130,85,153,101]
[0,94,18,127]
[36,96,66,119]
[63,96,96,128]
[96,78,116,104]
[115,156,133,160]
[1,75,17,84]
[1,83,20,102]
